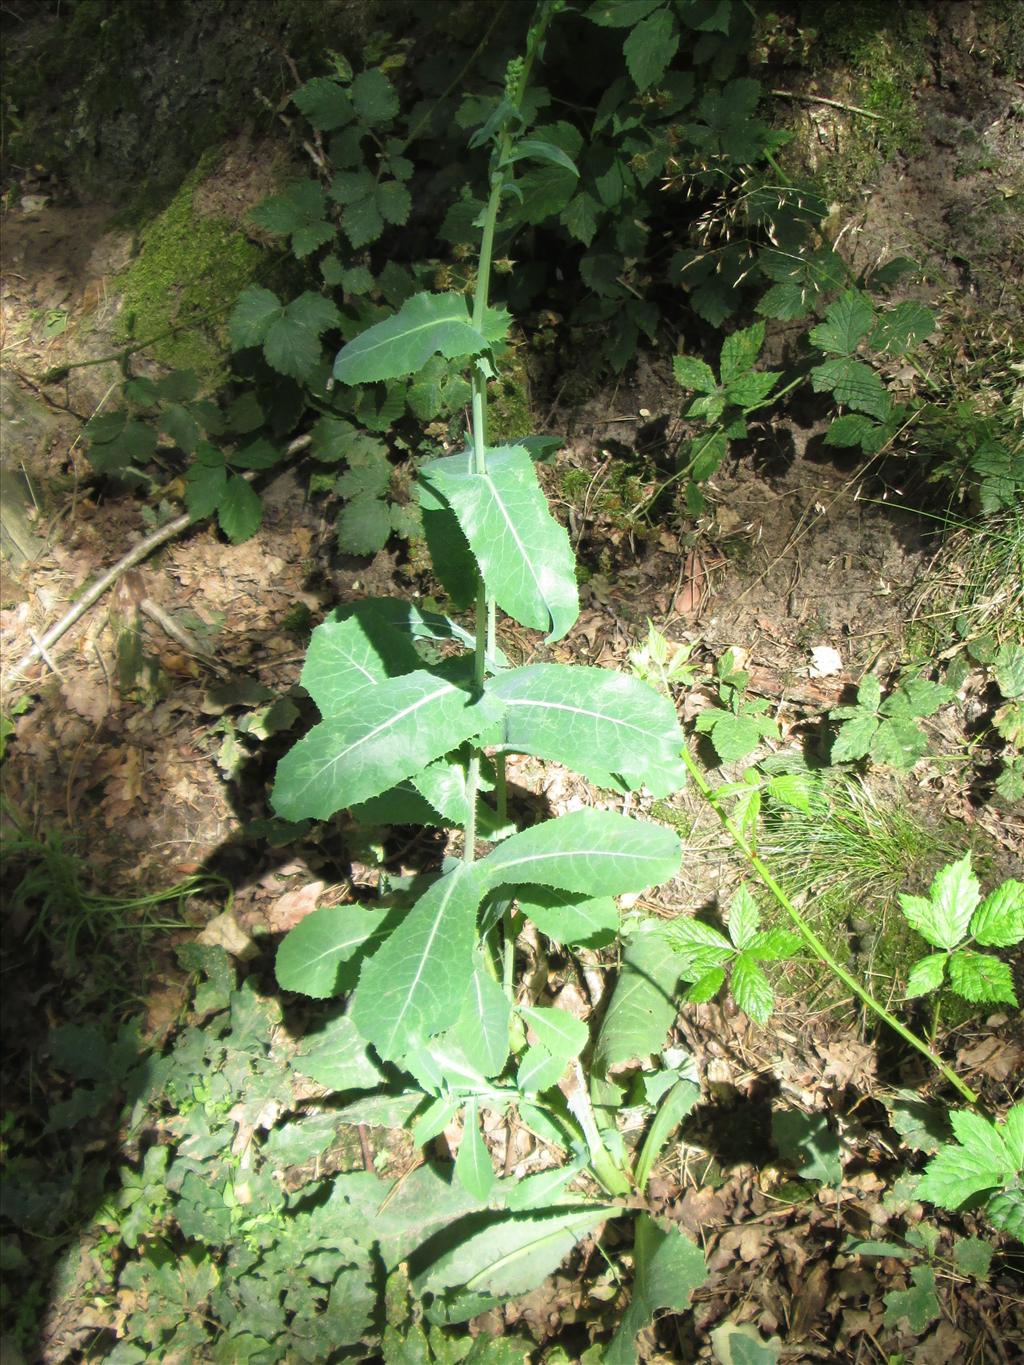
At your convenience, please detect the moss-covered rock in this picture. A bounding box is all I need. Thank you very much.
[115,156,264,390]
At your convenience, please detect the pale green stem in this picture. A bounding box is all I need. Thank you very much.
[680,745,979,1106]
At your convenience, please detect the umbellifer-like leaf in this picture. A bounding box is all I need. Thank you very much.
[423,446,579,641]
[334,291,494,386]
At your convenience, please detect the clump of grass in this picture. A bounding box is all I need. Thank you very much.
[760,776,970,1002]
[914,502,1024,652]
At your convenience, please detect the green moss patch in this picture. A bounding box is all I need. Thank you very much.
[116,162,264,390]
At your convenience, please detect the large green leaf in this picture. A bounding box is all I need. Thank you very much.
[271,672,501,821]
[275,905,392,998]
[515,887,619,947]
[423,447,579,641]
[299,608,423,715]
[593,925,680,1072]
[808,289,875,356]
[605,1215,707,1364]
[333,292,492,386]
[351,864,483,1060]
[487,663,686,795]
[293,1013,385,1090]
[448,956,511,1078]
[414,1206,611,1302]
[479,809,681,898]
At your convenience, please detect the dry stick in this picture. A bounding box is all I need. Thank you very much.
[12,433,311,681]
[770,89,893,122]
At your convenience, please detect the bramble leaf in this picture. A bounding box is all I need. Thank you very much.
[869,300,935,355]
[292,76,354,131]
[720,321,765,384]
[351,69,398,124]
[731,954,774,1024]
[337,495,392,554]
[809,290,875,356]
[971,880,1024,947]
[948,949,1017,1004]
[624,7,679,90]
[250,181,334,259]
[905,952,947,998]
[672,354,718,394]
[811,357,891,418]
[899,853,979,950]
[217,474,262,543]
[883,1265,939,1333]
[185,457,227,521]
[229,286,283,348]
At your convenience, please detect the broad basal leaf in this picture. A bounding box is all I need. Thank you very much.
[334,292,492,386]
[293,1012,385,1090]
[515,888,619,947]
[276,905,392,998]
[479,808,681,899]
[487,664,686,795]
[605,1215,707,1365]
[299,608,422,715]
[351,864,483,1060]
[414,1207,610,1302]
[455,1100,495,1200]
[519,1006,588,1066]
[271,671,501,821]
[424,447,579,641]
[449,956,511,1078]
[594,924,680,1071]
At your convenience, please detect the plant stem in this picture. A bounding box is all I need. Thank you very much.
[679,745,979,1106]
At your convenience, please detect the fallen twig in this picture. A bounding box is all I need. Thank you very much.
[11,434,311,682]
[770,89,893,122]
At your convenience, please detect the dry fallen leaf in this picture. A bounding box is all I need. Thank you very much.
[267,880,325,934]
[198,909,257,961]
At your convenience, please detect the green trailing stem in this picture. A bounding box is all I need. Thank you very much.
[679,745,979,1106]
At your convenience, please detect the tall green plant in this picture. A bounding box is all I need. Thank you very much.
[269,4,706,1348]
